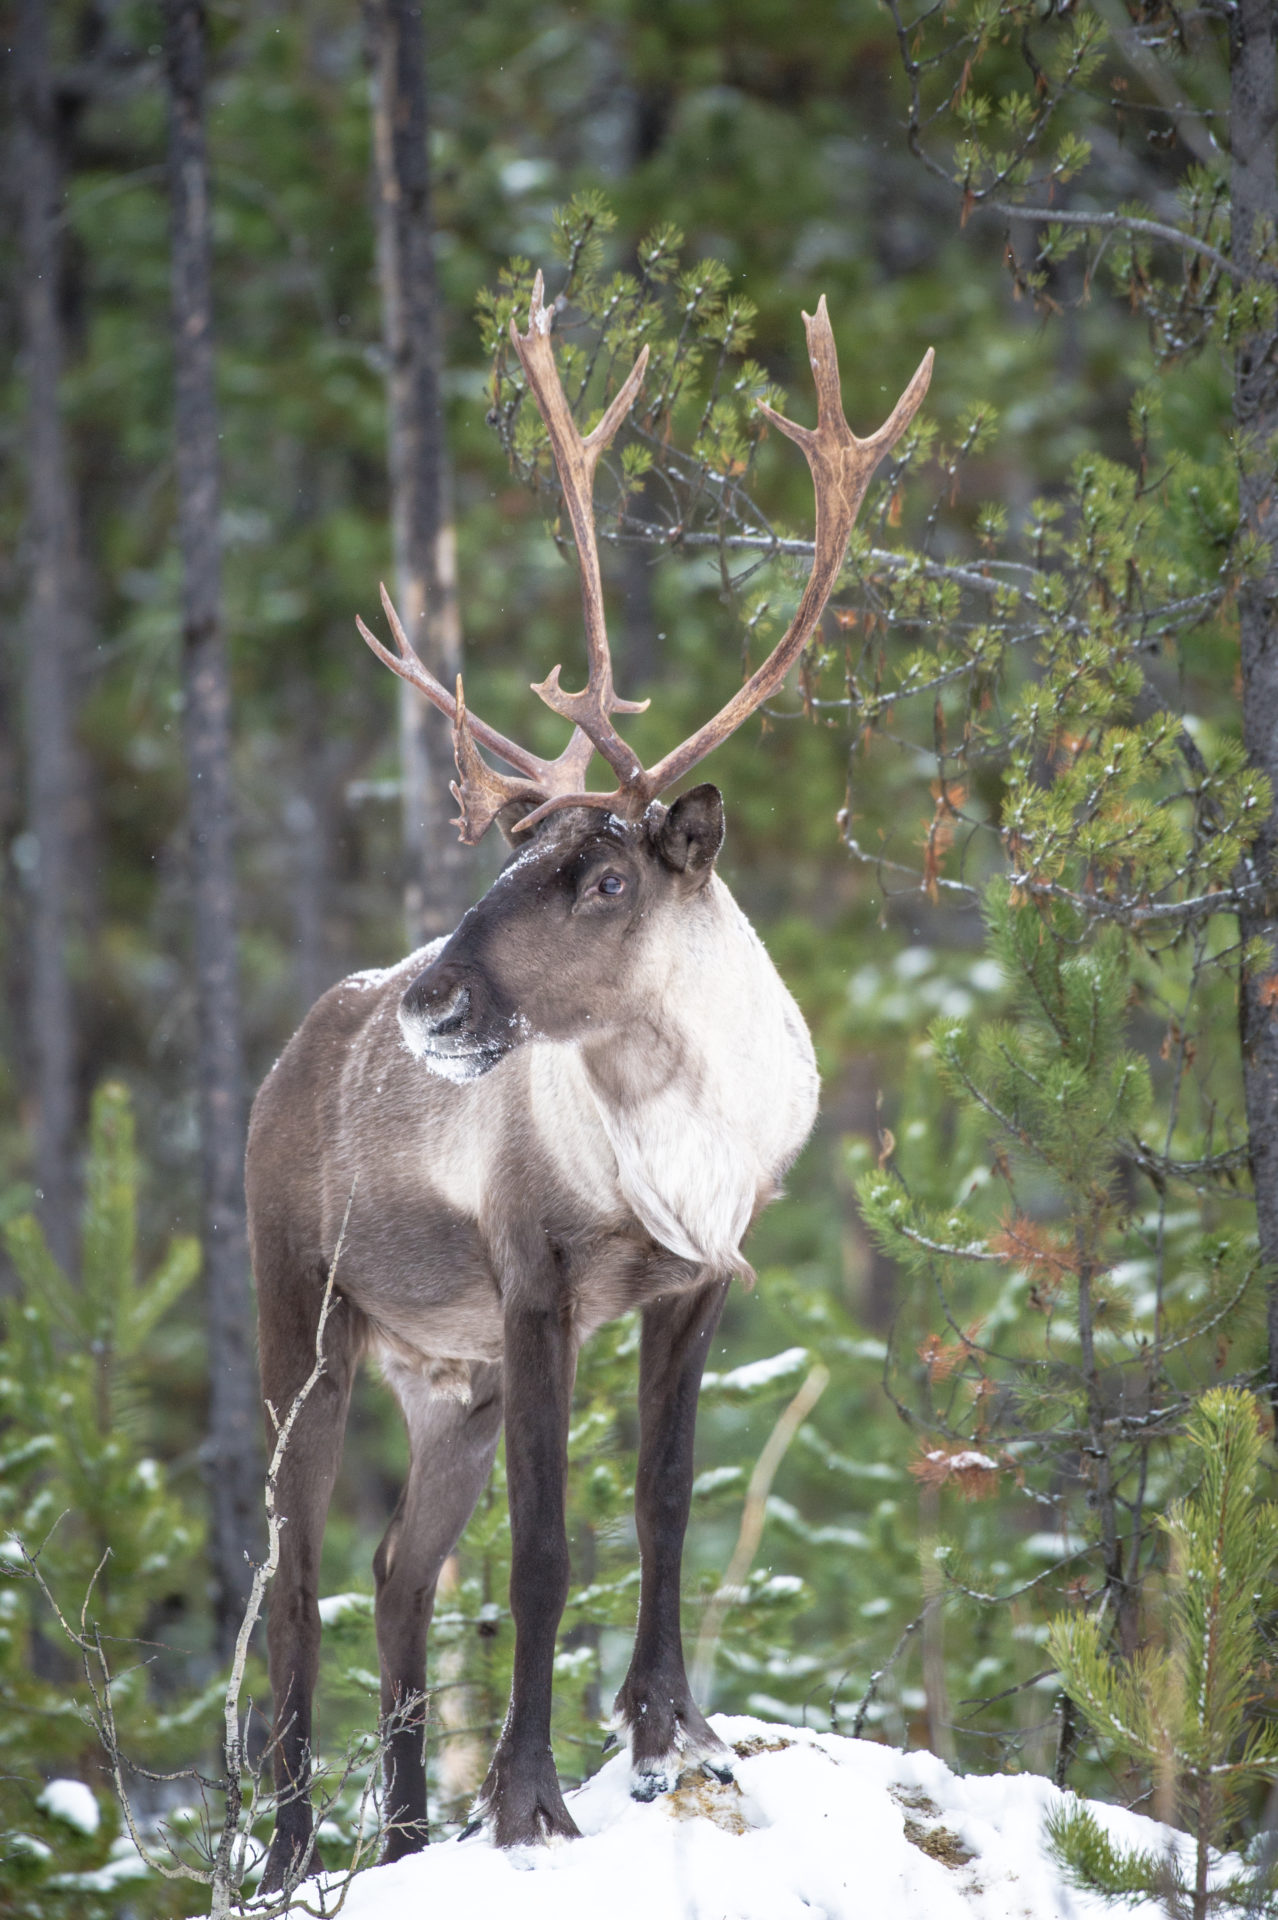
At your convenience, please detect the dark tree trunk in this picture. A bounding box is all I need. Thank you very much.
[286,693,356,1016]
[366,0,470,945]
[163,0,263,1653]
[15,0,79,1272]
[1230,0,1278,1426]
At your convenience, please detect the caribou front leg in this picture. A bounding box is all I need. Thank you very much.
[474,1271,580,1845]
[615,1276,734,1798]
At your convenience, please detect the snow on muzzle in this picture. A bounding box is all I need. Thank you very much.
[398,974,511,1083]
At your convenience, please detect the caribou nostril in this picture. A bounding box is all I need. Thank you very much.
[428,984,471,1036]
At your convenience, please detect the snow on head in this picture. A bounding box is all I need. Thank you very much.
[343,939,449,995]
[297,1715,1198,1920]
[37,1778,100,1835]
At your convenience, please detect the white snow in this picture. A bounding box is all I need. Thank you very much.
[344,964,404,992]
[50,1836,153,1894]
[343,940,447,994]
[37,1777,100,1835]
[412,1044,498,1085]
[702,1347,811,1397]
[316,1591,374,1627]
[927,1449,998,1472]
[285,1716,1206,1920]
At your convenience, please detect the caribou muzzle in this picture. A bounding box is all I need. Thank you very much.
[398,960,516,1081]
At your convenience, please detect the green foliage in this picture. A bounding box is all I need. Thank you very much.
[478,198,781,557]
[1046,1803,1178,1909]
[474,146,1273,1816]
[0,1084,201,1918]
[6,0,1278,1896]
[855,880,1257,1582]
[1048,1389,1278,1917]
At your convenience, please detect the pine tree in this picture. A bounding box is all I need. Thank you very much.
[1047,1387,1278,1920]
[475,199,1275,1783]
[0,1083,202,1918]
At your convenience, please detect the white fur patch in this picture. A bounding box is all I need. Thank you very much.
[376,1338,472,1408]
[583,878,818,1275]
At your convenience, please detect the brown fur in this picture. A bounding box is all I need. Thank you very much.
[250,791,817,1884]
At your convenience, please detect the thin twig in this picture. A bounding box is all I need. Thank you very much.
[691,1365,829,1701]
[211,1180,356,1915]
[845,1608,929,1740]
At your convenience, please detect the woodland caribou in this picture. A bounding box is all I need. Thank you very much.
[249,273,932,1886]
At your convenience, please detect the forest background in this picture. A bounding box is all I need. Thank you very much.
[3,0,1278,1913]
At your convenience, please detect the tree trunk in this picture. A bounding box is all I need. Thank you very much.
[1230,0,1278,1426]
[366,0,470,946]
[15,0,79,1272]
[163,0,263,1654]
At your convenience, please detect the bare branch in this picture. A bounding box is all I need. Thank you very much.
[691,1364,829,1701]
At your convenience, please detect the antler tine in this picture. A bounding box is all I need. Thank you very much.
[509,270,652,801]
[359,296,933,846]
[358,583,602,841]
[449,677,547,845]
[641,304,933,798]
[357,583,546,785]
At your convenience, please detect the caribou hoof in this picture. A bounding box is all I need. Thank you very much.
[629,1752,737,1802]
[614,1681,736,1801]
[630,1761,678,1802]
[473,1743,581,1847]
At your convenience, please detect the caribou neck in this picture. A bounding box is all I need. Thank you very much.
[576,877,817,1276]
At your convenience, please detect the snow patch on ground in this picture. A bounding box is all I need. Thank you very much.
[289,1716,1197,1920]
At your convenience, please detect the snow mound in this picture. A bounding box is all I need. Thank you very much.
[300,1715,1187,1920]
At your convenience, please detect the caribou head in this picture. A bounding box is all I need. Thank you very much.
[398,786,726,1079]
[358,272,932,1079]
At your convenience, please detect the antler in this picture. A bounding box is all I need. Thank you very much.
[355,269,651,843]
[356,278,933,843]
[509,271,652,798]
[355,584,592,842]
[640,303,933,801]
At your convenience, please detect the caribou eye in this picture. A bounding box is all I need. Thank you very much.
[597,873,626,896]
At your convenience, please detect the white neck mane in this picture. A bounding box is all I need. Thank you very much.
[581,877,818,1275]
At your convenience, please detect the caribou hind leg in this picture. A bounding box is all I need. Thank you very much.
[258,1264,365,1896]
[614,1277,736,1799]
[374,1358,503,1861]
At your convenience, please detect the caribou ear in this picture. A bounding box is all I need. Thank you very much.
[654,784,725,878]
[495,798,543,846]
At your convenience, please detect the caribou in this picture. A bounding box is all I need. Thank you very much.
[249,273,931,1886]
